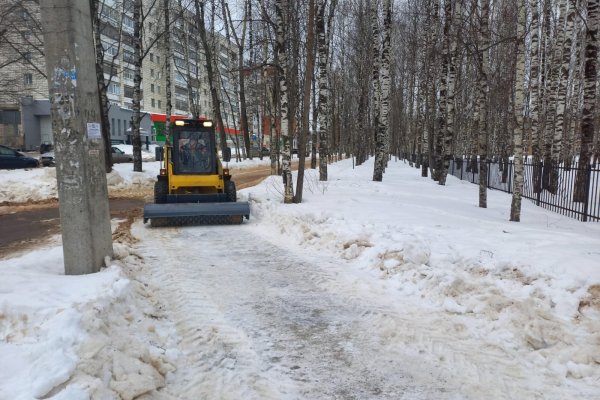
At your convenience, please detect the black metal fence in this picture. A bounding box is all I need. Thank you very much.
[448,158,600,222]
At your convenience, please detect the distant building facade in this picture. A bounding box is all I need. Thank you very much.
[0,0,240,150]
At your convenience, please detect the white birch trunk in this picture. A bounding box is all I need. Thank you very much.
[510,2,527,222]
[317,0,329,181]
[574,0,599,204]
[551,0,577,188]
[478,0,490,209]
[275,0,294,202]
[439,0,460,185]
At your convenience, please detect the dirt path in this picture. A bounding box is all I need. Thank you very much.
[0,163,284,258]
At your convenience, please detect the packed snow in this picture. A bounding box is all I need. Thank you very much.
[0,156,599,399]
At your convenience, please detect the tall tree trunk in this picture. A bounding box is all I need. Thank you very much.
[439,0,460,185]
[275,0,294,202]
[222,0,251,159]
[574,0,598,203]
[434,0,451,182]
[294,0,316,203]
[90,0,113,172]
[426,0,439,178]
[194,0,227,154]
[544,0,570,193]
[530,0,542,194]
[311,73,318,169]
[478,0,490,208]
[317,0,329,181]
[372,2,383,181]
[510,1,527,222]
[164,0,172,140]
[373,0,391,181]
[551,0,577,188]
[132,0,143,172]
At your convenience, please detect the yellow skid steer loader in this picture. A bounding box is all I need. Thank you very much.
[143,119,250,226]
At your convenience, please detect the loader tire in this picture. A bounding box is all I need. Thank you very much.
[224,180,237,202]
[154,180,168,204]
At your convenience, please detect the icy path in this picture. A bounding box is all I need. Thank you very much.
[133,221,598,400]
[135,224,464,400]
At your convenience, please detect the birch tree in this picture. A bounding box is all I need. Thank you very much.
[477,0,490,208]
[91,0,116,172]
[434,0,451,182]
[275,0,294,202]
[439,0,461,185]
[223,0,252,159]
[373,0,391,181]
[164,0,172,140]
[317,0,329,181]
[294,0,316,203]
[574,0,599,203]
[131,0,161,172]
[194,0,227,154]
[510,1,527,222]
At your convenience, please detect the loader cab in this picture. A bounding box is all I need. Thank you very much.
[171,119,217,175]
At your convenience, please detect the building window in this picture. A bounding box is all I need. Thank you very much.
[157,85,161,94]
[23,73,33,86]
[102,41,118,57]
[123,15,134,30]
[150,53,154,62]
[118,119,121,135]
[175,72,186,84]
[108,83,120,95]
[151,98,155,107]
[123,50,135,63]
[124,85,134,98]
[150,69,154,77]
[156,55,160,64]
[24,52,32,61]
[123,68,134,81]
[151,84,155,93]
[158,100,161,108]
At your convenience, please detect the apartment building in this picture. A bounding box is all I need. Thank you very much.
[0,0,240,150]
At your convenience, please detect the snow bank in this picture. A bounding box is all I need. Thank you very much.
[0,239,178,399]
[242,157,600,396]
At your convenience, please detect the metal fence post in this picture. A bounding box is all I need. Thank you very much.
[583,164,592,222]
[508,161,513,193]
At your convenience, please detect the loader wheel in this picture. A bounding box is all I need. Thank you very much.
[154,180,168,204]
[224,181,237,202]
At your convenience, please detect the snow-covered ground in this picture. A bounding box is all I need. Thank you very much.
[1,157,599,399]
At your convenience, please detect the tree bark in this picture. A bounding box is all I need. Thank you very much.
[275,0,294,202]
[478,0,490,209]
[194,0,227,154]
[510,2,527,222]
[132,0,143,172]
[317,0,329,181]
[294,0,316,203]
[574,0,598,203]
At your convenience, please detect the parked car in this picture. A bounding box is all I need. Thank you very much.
[40,147,133,166]
[111,146,133,163]
[41,151,55,167]
[0,145,39,169]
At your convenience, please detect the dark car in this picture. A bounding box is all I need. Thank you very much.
[41,151,55,167]
[0,145,39,169]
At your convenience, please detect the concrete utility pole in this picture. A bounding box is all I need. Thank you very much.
[40,0,113,275]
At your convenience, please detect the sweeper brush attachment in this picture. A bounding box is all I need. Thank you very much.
[143,202,250,227]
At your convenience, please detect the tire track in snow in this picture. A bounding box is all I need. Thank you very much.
[134,223,462,400]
